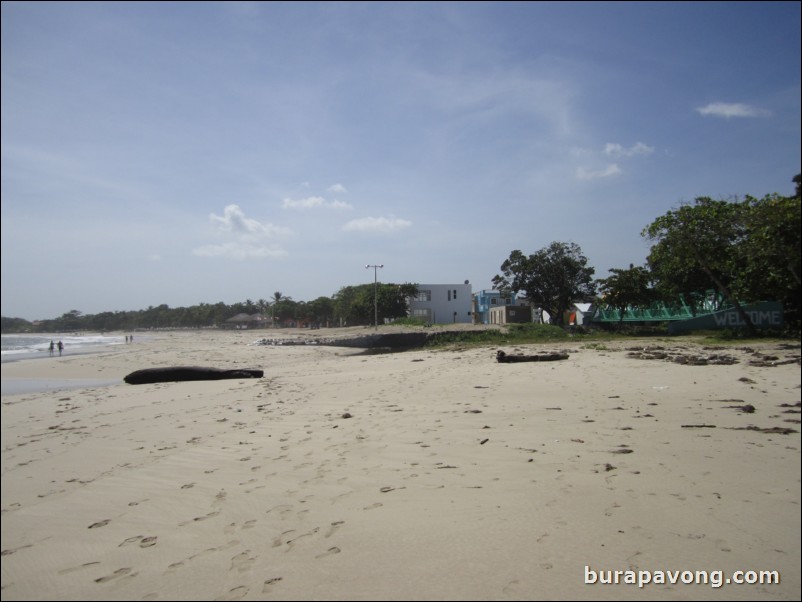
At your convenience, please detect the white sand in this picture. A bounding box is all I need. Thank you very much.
[1,329,800,600]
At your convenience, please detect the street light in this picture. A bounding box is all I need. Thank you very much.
[365,264,384,330]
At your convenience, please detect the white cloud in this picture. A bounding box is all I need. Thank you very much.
[328,183,347,193]
[209,204,291,237]
[283,196,326,209]
[695,102,771,118]
[342,216,412,232]
[283,196,353,210]
[576,164,622,180]
[604,142,654,158]
[329,200,354,210]
[193,204,291,260]
[148,254,162,262]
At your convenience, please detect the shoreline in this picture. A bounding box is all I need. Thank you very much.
[1,330,799,600]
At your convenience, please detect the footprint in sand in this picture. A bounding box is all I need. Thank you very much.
[58,561,101,575]
[315,546,341,559]
[119,536,142,547]
[119,535,158,548]
[266,504,293,518]
[1,544,33,556]
[325,521,345,538]
[230,551,255,573]
[179,510,220,526]
[213,585,249,601]
[262,577,283,593]
[95,567,135,583]
[285,528,320,551]
[88,519,111,529]
[166,560,185,572]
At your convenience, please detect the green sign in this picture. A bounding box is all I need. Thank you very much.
[668,302,783,334]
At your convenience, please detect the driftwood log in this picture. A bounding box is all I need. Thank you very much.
[496,350,569,363]
[124,366,264,385]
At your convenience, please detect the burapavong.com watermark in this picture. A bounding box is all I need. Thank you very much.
[584,565,780,589]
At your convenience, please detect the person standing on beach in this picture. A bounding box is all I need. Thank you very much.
[49,340,55,357]
[57,340,63,356]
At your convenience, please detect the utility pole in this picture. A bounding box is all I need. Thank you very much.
[365,264,384,330]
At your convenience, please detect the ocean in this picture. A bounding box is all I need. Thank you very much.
[1,333,128,363]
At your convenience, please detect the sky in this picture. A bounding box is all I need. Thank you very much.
[2,1,800,321]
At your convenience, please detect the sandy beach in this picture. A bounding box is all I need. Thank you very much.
[1,329,800,601]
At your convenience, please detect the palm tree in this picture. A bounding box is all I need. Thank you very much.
[270,292,292,327]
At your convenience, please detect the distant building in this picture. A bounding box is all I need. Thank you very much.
[537,302,594,325]
[408,282,473,324]
[567,302,595,326]
[487,303,536,325]
[473,289,518,324]
[224,313,270,329]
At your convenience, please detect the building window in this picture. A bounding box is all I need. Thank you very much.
[491,298,497,305]
[448,290,451,301]
[416,290,431,302]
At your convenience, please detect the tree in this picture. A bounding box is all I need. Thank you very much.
[333,283,418,326]
[739,192,801,325]
[270,292,292,327]
[492,242,596,326]
[643,197,755,332]
[597,264,656,324]
[305,296,335,326]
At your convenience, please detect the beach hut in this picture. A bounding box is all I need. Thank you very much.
[225,313,260,329]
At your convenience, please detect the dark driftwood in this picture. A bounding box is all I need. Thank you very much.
[496,350,569,363]
[124,366,264,385]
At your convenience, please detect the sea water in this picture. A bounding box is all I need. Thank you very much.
[1,333,127,363]
[1,334,129,396]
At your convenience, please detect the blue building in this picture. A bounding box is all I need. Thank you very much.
[472,289,525,324]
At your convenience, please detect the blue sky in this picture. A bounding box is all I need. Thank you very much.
[2,1,800,321]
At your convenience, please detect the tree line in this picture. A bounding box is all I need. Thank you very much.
[0,284,421,334]
[494,176,800,332]
[2,177,799,334]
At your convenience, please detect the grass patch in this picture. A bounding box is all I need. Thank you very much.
[424,323,569,348]
[388,317,430,327]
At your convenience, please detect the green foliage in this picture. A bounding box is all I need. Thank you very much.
[738,193,801,322]
[597,264,657,322]
[493,242,596,326]
[424,323,568,348]
[642,185,801,329]
[389,317,430,327]
[333,282,418,326]
[0,316,33,333]
[642,197,745,305]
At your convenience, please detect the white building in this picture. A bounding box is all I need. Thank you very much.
[408,282,473,325]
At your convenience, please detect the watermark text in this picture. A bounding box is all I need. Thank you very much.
[584,565,780,589]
